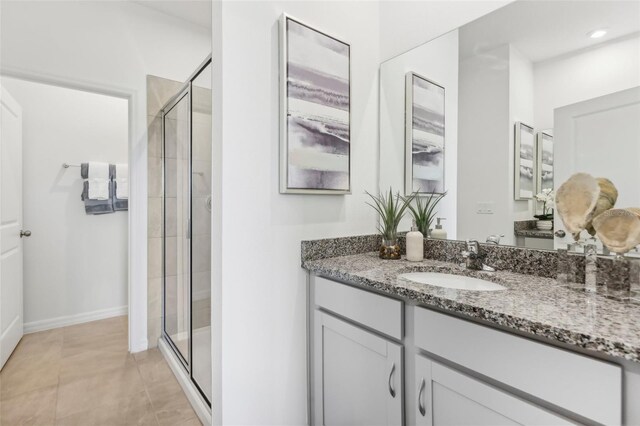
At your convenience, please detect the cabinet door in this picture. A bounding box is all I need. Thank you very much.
[414,355,573,426]
[314,311,403,426]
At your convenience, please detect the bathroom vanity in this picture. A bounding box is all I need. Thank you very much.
[301,0,640,423]
[303,242,640,426]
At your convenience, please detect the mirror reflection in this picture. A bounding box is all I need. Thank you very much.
[379,0,640,253]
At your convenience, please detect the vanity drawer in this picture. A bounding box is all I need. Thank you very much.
[414,307,621,425]
[314,276,403,339]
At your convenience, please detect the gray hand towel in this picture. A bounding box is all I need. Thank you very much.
[111,164,128,211]
[81,180,114,214]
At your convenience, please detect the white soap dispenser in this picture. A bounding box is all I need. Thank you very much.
[431,217,447,239]
[406,220,424,262]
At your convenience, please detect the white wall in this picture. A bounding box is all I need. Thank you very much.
[2,77,129,330]
[0,1,210,350]
[378,0,513,61]
[214,2,379,424]
[379,29,459,238]
[534,35,640,130]
[210,2,520,423]
[458,43,535,245]
[508,45,535,225]
[458,44,512,243]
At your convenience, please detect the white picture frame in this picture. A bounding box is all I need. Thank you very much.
[536,131,554,193]
[514,122,536,200]
[405,72,445,196]
[279,14,351,194]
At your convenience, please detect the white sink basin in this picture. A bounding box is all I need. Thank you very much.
[398,272,506,291]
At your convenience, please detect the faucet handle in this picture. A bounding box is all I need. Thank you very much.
[461,250,477,259]
[486,234,504,245]
[466,239,480,253]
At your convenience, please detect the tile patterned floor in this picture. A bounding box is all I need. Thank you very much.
[0,316,201,426]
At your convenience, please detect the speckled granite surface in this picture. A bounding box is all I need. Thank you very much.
[514,220,554,239]
[303,252,640,362]
[515,229,555,239]
[420,238,562,278]
[301,233,640,287]
[514,219,538,231]
[301,234,380,262]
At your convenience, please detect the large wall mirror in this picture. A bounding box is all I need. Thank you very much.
[379,0,640,254]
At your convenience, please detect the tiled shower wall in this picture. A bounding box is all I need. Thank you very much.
[147,75,183,348]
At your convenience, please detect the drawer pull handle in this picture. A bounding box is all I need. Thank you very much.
[388,363,396,398]
[418,378,426,416]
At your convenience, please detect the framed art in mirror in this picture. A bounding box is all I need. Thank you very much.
[405,72,445,196]
[279,14,351,194]
[514,122,535,200]
[536,131,553,193]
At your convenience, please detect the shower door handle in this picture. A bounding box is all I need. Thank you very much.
[187,219,192,240]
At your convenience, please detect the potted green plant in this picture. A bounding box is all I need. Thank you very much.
[403,190,447,237]
[366,188,414,259]
[534,188,555,230]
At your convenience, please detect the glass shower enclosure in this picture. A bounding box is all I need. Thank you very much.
[162,57,212,405]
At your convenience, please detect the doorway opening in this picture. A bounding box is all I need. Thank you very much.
[0,77,130,369]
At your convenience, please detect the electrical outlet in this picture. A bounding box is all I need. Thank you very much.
[476,202,494,214]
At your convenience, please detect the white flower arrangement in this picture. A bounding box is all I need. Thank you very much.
[534,188,555,219]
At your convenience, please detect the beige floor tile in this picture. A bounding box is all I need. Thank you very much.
[55,390,157,426]
[11,329,64,361]
[1,316,198,426]
[62,316,125,341]
[175,416,203,426]
[62,327,128,358]
[145,377,198,426]
[56,364,145,419]
[0,385,57,426]
[134,349,174,386]
[0,351,61,400]
[59,349,137,385]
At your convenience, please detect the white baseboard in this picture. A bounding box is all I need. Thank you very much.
[23,305,128,334]
[159,338,212,426]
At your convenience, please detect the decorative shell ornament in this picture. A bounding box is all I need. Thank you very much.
[586,178,619,236]
[592,209,640,255]
[555,173,600,240]
[555,173,618,241]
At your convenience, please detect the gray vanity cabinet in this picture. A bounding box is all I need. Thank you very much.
[414,355,571,425]
[309,275,626,425]
[313,311,403,425]
[311,276,404,425]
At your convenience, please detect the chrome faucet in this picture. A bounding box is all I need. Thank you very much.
[486,234,504,245]
[461,240,496,271]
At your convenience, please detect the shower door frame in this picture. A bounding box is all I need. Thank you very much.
[161,55,212,407]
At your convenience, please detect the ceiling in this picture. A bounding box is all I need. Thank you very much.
[132,0,212,30]
[460,0,640,63]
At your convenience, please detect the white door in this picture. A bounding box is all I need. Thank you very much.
[554,87,640,249]
[414,355,572,426]
[314,311,403,426]
[0,86,25,370]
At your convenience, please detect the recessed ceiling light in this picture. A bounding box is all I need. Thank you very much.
[588,29,608,39]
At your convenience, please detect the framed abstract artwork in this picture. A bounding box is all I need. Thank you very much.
[405,72,445,196]
[279,14,351,194]
[514,122,536,200]
[536,131,554,193]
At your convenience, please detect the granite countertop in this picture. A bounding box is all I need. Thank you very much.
[303,252,640,363]
[514,228,554,239]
